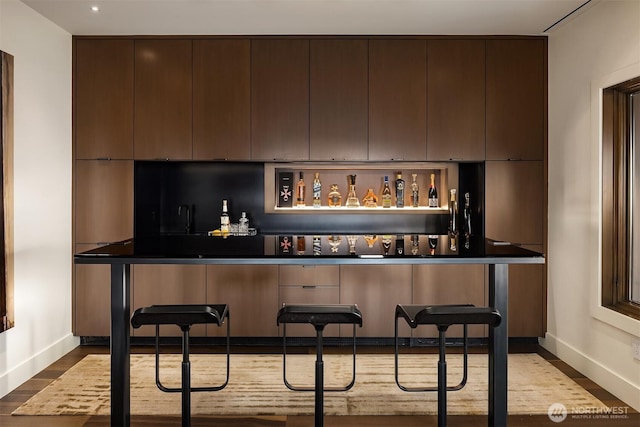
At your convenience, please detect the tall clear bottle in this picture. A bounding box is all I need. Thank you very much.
[395,172,405,208]
[428,173,439,208]
[312,172,322,208]
[346,175,360,208]
[220,199,230,234]
[381,176,392,208]
[296,172,306,207]
[411,173,420,207]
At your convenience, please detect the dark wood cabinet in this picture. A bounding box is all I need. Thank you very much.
[75,39,134,160]
[485,160,544,245]
[507,245,545,337]
[206,265,279,337]
[310,40,368,160]
[75,160,133,244]
[193,40,251,160]
[340,265,412,337]
[369,40,427,161]
[74,244,112,336]
[134,39,193,160]
[132,265,207,337]
[412,264,486,338]
[427,40,485,161]
[486,39,545,160]
[251,39,309,160]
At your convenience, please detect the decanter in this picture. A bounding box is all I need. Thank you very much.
[345,175,360,208]
[328,235,342,253]
[362,188,378,208]
[363,234,379,248]
[327,184,342,207]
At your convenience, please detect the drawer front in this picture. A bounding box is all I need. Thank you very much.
[279,285,340,337]
[279,265,339,287]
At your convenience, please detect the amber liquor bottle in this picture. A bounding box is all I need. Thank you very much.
[381,176,392,208]
[296,172,306,207]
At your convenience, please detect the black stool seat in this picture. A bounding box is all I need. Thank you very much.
[395,303,501,427]
[277,304,363,328]
[131,304,228,329]
[396,304,501,329]
[131,304,230,427]
[277,304,362,427]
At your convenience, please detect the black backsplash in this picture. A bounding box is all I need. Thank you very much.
[134,161,482,236]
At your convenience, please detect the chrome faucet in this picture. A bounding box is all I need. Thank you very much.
[178,204,192,234]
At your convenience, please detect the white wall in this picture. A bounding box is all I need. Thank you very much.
[545,0,640,411]
[0,0,77,398]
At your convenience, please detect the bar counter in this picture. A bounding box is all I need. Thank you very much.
[75,234,544,427]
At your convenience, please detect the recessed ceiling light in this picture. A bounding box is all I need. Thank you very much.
[90,6,100,12]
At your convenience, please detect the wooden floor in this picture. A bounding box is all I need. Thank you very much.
[1,344,637,427]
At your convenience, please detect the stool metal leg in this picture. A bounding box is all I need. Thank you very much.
[437,327,447,427]
[315,328,324,427]
[181,328,191,427]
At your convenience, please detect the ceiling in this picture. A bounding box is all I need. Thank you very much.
[20,0,592,36]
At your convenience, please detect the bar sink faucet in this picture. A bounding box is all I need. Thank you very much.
[178,204,192,234]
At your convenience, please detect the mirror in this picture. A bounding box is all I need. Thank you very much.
[1,50,14,333]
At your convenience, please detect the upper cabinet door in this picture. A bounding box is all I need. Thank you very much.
[486,39,545,160]
[427,40,485,161]
[310,39,368,161]
[75,39,134,159]
[251,39,309,160]
[193,40,251,160]
[369,40,427,161]
[134,39,193,160]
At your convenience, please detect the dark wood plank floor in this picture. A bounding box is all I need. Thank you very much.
[1,344,637,427]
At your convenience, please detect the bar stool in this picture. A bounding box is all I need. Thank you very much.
[131,304,230,427]
[276,304,363,427]
[394,304,501,427]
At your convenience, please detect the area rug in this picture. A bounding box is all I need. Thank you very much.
[12,353,606,417]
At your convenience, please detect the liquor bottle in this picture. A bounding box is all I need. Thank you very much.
[363,234,379,248]
[313,236,322,256]
[428,173,439,208]
[428,235,438,255]
[411,234,420,255]
[449,189,458,235]
[381,235,392,255]
[296,236,305,255]
[220,200,230,234]
[296,172,306,207]
[362,188,378,208]
[347,235,358,254]
[346,175,360,208]
[328,235,342,253]
[238,211,249,236]
[381,176,392,208]
[411,173,419,207]
[463,192,472,237]
[395,172,405,208]
[312,172,322,208]
[395,234,404,255]
[327,184,342,207]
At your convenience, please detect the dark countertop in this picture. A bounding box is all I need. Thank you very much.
[74,234,545,265]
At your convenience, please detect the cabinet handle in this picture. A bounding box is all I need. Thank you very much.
[390,158,405,161]
[449,158,463,161]
[152,158,170,161]
[507,158,523,161]
[302,285,317,289]
[95,157,112,161]
[302,265,316,268]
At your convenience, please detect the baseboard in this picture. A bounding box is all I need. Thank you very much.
[541,332,640,411]
[0,333,79,398]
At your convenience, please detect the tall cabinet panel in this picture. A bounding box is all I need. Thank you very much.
[206,265,279,337]
[486,39,545,160]
[412,264,486,338]
[75,160,133,244]
[309,39,368,161]
[132,265,207,337]
[193,40,251,160]
[485,161,544,245]
[251,39,310,160]
[134,39,193,160]
[75,39,134,159]
[427,40,485,161]
[369,40,427,161]
[340,265,412,337]
[74,244,113,336]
